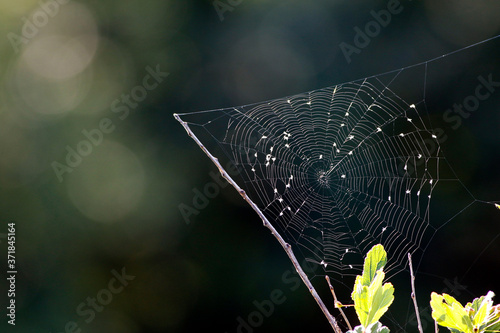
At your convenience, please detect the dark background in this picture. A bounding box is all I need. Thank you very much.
[0,0,499,332]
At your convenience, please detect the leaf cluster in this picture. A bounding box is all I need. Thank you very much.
[430,291,500,333]
[345,244,499,333]
[348,244,393,333]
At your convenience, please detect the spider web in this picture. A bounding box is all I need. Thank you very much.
[175,35,500,332]
[175,66,473,286]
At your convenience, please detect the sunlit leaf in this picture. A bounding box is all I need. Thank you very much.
[485,306,500,333]
[347,322,390,333]
[471,291,494,328]
[361,244,387,286]
[366,271,394,326]
[353,275,370,326]
[430,292,473,333]
[352,245,394,328]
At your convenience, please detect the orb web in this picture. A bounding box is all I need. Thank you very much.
[175,67,473,287]
[174,34,500,333]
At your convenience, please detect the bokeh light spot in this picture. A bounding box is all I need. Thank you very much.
[67,140,145,223]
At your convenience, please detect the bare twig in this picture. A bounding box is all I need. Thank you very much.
[408,253,424,333]
[175,114,343,333]
[326,275,352,331]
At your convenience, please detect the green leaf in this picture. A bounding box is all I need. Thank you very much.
[352,275,370,326]
[361,244,387,286]
[351,245,394,329]
[352,269,394,327]
[366,322,391,333]
[430,292,473,333]
[348,322,391,333]
[485,307,500,333]
[471,292,494,328]
[367,272,395,325]
[432,291,500,333]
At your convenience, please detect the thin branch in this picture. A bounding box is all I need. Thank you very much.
[408,253,424,333]
[326,275,352,331]
[175,114,343,333]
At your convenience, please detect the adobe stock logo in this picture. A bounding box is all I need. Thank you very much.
[406,277,467,333]
[49,267,135,333]
[7,0,71,53]
[226,238,322,333]
[212,0,244,21]
[443,74,500,130]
